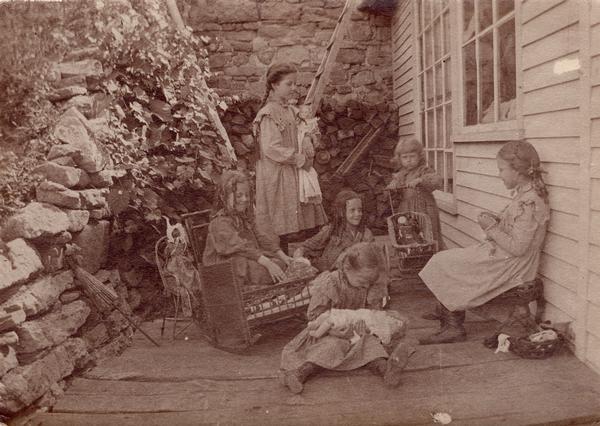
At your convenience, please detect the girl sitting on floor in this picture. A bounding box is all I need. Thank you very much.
[280,242,415,394]
[418,140,550,344]
[203,170,293,286]
[293,190,374,272]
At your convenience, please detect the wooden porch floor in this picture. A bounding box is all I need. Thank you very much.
[28,280,600,426]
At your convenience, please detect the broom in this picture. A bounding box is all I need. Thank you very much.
[66,252,161,347]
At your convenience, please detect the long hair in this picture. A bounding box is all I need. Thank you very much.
[259,63,297,109]
[330,190,366,243]
[215,170,254,229]
[497,140,549,201]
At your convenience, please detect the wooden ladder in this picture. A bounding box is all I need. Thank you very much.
[303,0,357,117]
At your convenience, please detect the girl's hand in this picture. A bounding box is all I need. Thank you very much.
[258,256,286,282]
[477,212,497,231]
[406,178,422,189]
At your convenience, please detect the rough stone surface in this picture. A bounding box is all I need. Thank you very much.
[48,85,87,102]
[88,207,112,220]
[0,331,19,346]
[88,170,114,188]
[33,162,90,189]
[16,301,90,354]
[0,308,26,334]
[57,59,103,78]
[78,188,108,209]
[0,202,70,241]
[0,239,43,292]
[59,290,81,304]
[0,337,89,414]
[0,271,74,318]
[82,323,109,349]
[47,144,80,161]
[64,209,90,233]
[71,221,110,274]
[50,155,78,167]
[34,380,66,409]
[0,345,18,377]
[36,181,82,209]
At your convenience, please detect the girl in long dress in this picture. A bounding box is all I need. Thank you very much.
[253,63,327,253]
[279,242,415,394]
[418,140,550,344]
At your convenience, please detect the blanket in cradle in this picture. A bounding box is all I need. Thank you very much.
[308,308,408,345]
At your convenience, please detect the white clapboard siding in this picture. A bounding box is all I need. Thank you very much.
[520,0,565,24]
[587,334,600,372]
[392,0,415,126]
[589,272,600,305]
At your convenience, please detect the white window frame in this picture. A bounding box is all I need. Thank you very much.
[452,0,523,142]
[414,0,455,195]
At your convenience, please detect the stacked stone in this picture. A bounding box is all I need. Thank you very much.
[221,98,399,233]
[184,0,392,105]
[0,57,135,417]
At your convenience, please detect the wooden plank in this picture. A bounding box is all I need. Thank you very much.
[591,149,600,178]
[586,333,600,373]
[592,86,600,118]
[592,179,600,210]
[592,2,600,26]
[521,0,578,46]
[522,23,578,70]
[592,24,600,57]
[521,0,565,24]
[539,252,580,292]
[586,301,600,338]
[522,79,579,115]
[393,66,414,90]
[589,243,600,275]
[544,278,579,317]
[398,111,415,127]
[334,125,385,177]
[591,55,600,87]
[523,52,580,93]
[437,217,480,247]
[592,118,600,147]
[591,211,600,246]
[523,108,580,138]
[397,122,415,136]
[544,231,580,266]
[588,271,600,305]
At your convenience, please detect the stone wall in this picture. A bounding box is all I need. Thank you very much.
[0,56,141,419]
[181,0,393,104]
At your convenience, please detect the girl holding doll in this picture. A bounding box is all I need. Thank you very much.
[280,242,415,394]
[418,140,550,344]
[293,190,374,272]
[203,170,292,286]
[253,63,327,252]
[386,138,445,249]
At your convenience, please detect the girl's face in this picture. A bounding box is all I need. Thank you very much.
[271,73,297,102]
[230,181,250,213]
[400,152,420,170]
[497,157,522,190]
[345,198,363,227]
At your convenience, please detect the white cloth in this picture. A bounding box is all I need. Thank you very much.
[297,118,322,204]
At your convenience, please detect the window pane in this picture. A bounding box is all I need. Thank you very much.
[427,109,434,148]
[446,152,454,193]
[443,11,450,56]
[432,0,441,18]
[444,58,452,101]
[463,41,477,125]
[463,0,475,42]
[436,106,443,147]
[418,35,424,71]
[419,72,425,110]
[417,0,422,33]
[425,28,433,68]
[421,112,427,145]
[428,151,435,168]
[434,18,442,62]
[445,104,452,148]
[424,0,431,28]
[435,62,443,105]
[436,151,444,176]
[499,19,516,121]
[478,0,493,31]
[479,32,495,123]
[426,68,434,107]
[498,0,514,18]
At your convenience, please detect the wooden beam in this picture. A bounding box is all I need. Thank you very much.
[334,123,386,177]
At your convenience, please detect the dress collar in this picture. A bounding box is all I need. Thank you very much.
[512,182,533,197]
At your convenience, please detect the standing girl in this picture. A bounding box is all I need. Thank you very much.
[293,190,374,272]
[418,140,550,344]
[386,138,445,250]
[253,63,327,252]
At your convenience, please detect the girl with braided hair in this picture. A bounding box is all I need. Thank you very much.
[253,63,327,253]
[418,140,550,344]
[202,170,292,286]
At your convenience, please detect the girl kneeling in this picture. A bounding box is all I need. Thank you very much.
[203,171,292,286]
[418,140,550,344]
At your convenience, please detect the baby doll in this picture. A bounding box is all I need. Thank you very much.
[308,308,407,345]
[296,105,322,204]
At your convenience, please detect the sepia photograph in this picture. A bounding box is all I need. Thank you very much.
[0,0,599,424]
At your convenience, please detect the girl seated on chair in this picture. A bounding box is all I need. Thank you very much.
[418,140,550,345]
[280,242,415,394]
[293,190,374,272]
[203,170,293,286]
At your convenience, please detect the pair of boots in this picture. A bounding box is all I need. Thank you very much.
[419,302,467,345]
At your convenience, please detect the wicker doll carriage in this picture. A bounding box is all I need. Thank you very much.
[181,210,315,353]
[383,187,438,277]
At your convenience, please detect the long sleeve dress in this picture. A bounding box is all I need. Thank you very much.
[280,269,401,372]
[299,225,375,272]
[253,100,327,237]
[202,211,283,287]
[419,183,550,311]
[387,164,445,249]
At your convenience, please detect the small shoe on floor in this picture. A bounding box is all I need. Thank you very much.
[279,369,304,394]
[384,342,416,387]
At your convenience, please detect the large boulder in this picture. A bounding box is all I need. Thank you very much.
[56,59,103,78]
[36,181,82,209]
[0,202,70,241]
[71,221,110,273]
[64,209,90,233]
[33,162,90,189]
[0,271,74,318]
[53,107,106,173]
[0,239,43,292]
[0,338,89,414]
[15,301,90,354]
